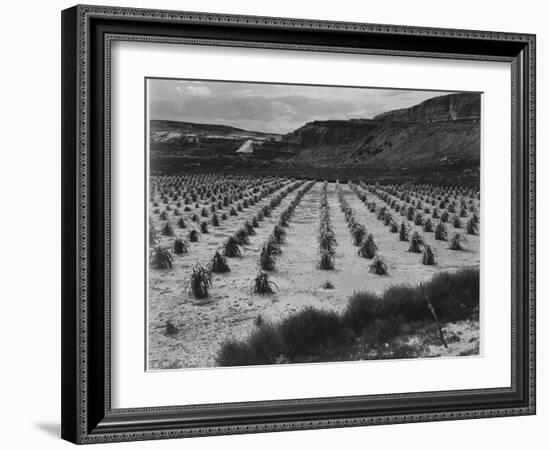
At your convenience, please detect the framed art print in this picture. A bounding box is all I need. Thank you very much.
[61,5,536,444]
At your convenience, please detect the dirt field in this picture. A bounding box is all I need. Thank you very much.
[147,179,480,369]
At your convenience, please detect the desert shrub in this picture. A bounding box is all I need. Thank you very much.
[350,223,367,246]
[449,232,467,250]
[161,222,174,237]
[223,236,241,257]
[466,217,479,235]
[369,256,388,275]
[172,238,189,255]
[318,250,335,270]
[150,246,173,269]
[408,231,424,253]
[341,291,382,333]
[280,307,348,358]
[188,229,201,242]
[434,222,448,241]
[272,225,286,244]
[252,271,278,295]
[399,222,410,241]
[235,228,250,245]
[200,221,209,234]
[216,323,284,366]
[177,217,187,229]
[422,245,436,265]
[211,214,220,227]
[244,220,256,235]
[188,265,212,299]
[259,242,278,271]
[358,234,377,259]
[210,251,230,273]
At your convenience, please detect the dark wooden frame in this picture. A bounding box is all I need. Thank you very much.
[61,4,536,444]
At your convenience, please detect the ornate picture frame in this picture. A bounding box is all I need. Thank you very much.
[61,5,535,444]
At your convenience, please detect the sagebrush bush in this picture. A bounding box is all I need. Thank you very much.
[172,238,189,255]
[280,307,349,358]
[210,251,230,273]
[188,265,212,298]
[223,236,241,257]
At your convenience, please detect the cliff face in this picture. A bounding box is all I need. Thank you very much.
[277,93,480,169]
[374,93,480,123]
[149,93,481,183]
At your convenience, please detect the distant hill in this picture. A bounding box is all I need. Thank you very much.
[149,93,481,185]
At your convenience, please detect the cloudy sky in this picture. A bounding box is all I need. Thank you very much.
[148,78,455,134]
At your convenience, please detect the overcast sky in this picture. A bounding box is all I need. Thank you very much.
[148,79,455,134]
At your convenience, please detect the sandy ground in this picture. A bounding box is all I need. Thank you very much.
[148,182,480,369]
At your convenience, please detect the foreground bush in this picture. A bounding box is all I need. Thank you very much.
[217,268,480,366]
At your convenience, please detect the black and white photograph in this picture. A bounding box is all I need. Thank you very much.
[146,79,481,370]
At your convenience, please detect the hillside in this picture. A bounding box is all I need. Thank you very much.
[149,93,481,184]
